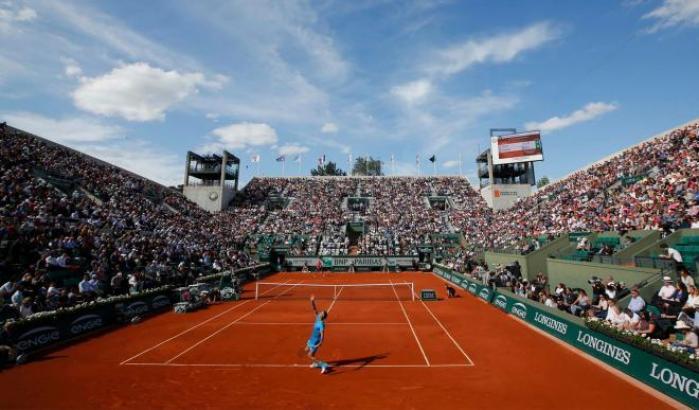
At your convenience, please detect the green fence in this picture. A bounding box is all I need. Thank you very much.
[433,264,699,408]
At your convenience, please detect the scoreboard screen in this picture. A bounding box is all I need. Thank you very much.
[491,131,543,165]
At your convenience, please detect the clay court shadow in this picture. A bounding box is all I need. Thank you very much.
[326,353,388,375]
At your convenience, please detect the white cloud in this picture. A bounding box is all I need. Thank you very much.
[426,22,560,76]
[277,143,310,156]
[643,0,699,32]
[72,62,215,122]
[79,141,183,186]
[61,57,82,78]
[391,79,433,104]
[0,3,37,31]
[442,160,460,168]
[525,102,618,133]
[203,122,279,152]
[321,122,339,133]
[2,111,121,142]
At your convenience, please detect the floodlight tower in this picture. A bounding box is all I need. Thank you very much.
[183,150,240,212]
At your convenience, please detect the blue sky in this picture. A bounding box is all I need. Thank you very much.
[1,0,699,187]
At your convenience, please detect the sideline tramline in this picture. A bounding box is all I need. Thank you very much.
[254,282,415,301]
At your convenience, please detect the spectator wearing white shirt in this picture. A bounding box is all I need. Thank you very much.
[18,297,34,318]
[627,288,646,313]
[621,308,640,330]
[680,270,695,288]
[0,281,15,300]
[10,287,24,306]
[78,274,96,295]
[56,252,70,268]
[659,243,683,263]
[682,285,699,317]
[657,276,677,301]
[605,299,625,327]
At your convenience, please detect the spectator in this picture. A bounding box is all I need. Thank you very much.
[656,276,677,302]
[627,288,646,314]
[570,289,590,317]
[659,243,683,264]
[605,299,625,328]
[671,322,698,353]
[18,297,34,318]
[680,269,695,288]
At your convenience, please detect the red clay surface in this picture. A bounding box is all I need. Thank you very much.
[0,272,678,409]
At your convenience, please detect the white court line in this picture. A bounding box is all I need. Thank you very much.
[123,362,472,369]
[163,281,303,364]
[326,285,344,313]
[233,322,407,325]
[164,302,271,364]
[414,291,475,366]
[120,279,292,365]
[390,280,430,367]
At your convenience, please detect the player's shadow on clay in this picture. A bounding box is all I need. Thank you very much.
[326,353,388,375]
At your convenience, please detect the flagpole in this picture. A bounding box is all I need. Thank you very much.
[459,153,463,176]
[433,161,436,176]
[298,155,302,175]
[282,159,285,177]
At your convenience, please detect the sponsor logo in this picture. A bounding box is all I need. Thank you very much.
[510,302,528,319]
[649,362,699,399]
[468,283,478,294]
[16,326,60,351]
[151,295,171,309]
[494,295,508,310]
[575,330,631,365]
[125,301,149,316]
[70,314,104,335]
[479,288,491,300]
[533,312,568,335]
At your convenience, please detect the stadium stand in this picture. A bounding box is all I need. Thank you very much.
[1,120,699,369]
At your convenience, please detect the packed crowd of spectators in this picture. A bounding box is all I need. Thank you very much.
[465,123,699,249]
[2,120,699,328]
[0,126,255,321]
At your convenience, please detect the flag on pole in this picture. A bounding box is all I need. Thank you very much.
[318,154,326,167]
[276,155,285,162]
[293,155,301,163]
[428,155,436,163]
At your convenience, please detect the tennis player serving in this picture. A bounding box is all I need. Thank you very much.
[305,295,330,374]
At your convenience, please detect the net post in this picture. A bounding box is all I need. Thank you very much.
[333,285,337,300]
[255,282,259,300]
[411,283,415,301]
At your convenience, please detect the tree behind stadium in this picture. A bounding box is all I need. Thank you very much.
[311,161,347,176]
[352,156,383,176]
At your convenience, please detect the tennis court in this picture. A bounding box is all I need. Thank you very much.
[0,272,681,409]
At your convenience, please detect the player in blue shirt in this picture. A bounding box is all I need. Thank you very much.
[305,295,330,374]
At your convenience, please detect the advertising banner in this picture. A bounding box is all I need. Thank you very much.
[432,264,697,407]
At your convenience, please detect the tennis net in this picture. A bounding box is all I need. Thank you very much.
[255,282,415,301]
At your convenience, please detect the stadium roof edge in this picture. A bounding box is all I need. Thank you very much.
[550,117,699,185]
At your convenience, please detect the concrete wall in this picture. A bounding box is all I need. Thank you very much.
[485,235,570,280]
[183,185,233,213]
[546,258,659,296]
[612,230,660,265]
[480,183,532,210]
